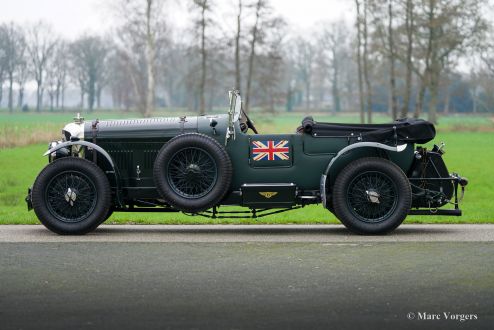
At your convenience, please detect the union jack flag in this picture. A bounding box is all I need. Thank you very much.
[251,140,290,161]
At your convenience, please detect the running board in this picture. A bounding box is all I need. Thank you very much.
[408,209,462,216]
[115,207,180,213]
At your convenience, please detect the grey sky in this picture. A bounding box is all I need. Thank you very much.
[0,0,353,38]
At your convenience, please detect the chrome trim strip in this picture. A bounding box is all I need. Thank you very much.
[320,174,327,208]
[241,183,296,187]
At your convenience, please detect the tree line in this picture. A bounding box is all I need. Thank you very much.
[0,0,493,123]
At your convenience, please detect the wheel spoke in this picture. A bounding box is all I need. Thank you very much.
[167,147,218,199]
[346,171,398,223]
[45,171,97,223]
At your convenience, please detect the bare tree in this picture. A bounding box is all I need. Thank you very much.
[244,0,262,112]
[26,22,58,112]
[412,0,486,123]
[69,36,108,112]
[401,0,414,118]
[321,22,349,113]
[44,41,68,110]
[0,0,482,116]
[292,38,315,111]
[387,0,398,119]
[45,57,58,111]
[372,0,399,119]
[15,56,28,109]
[95,63,108,109]
[234,0,243,91]
[107,52,134,110]
[145,0,157,116]
[191,0,212,115]
[113,0,167,117]
[156,41,190,109]
[254,17,285,112]
[312,43,328,110]
[0,28,7,107]
[244,0,274,113]
[0,23,26,112]
[362,0,372,123]
[243,0,284,113]
[71,54,88,109]
[54,42,69,109]
[467,62,486,114]
[355,0,366,123]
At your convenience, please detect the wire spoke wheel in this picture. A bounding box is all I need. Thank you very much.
[32,157,111,235]
[166,147,218,199]
[154,133,232,213]
[45,171,98,223]
[347,171,398,223]
[332,157,412,234]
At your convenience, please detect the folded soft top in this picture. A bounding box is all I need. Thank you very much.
[299,117,436,144]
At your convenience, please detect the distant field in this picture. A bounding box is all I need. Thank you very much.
[0,130,492,225]
[1,108,493,148]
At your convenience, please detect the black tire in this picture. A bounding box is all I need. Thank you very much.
[99,208,114,224]
[332,157,412,235]
[153,133,232,213]
[31,157,111,235]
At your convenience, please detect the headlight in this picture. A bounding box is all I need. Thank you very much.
[62,122,84,142]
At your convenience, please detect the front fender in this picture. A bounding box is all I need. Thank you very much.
[43,141,123,208]
[43,140,115,168]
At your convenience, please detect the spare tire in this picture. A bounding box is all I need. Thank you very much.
[153,133,232,213]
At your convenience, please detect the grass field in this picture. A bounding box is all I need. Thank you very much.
[2,108,493,147]
[0,110,493,225]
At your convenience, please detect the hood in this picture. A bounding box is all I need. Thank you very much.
[83,116,199,140]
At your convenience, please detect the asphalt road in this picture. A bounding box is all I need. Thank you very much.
[1,224,494,242]
[1,225,493,330]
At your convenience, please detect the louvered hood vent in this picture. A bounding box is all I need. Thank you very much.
[84,116,198,140]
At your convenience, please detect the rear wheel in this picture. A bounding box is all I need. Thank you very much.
[32,157,111,235]
[332,157,411,234]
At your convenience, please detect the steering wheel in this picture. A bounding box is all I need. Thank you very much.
[242,110,259,134]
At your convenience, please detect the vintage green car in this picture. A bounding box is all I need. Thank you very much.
[26,90,467,235]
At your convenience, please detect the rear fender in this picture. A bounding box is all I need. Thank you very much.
[320,142,409,208]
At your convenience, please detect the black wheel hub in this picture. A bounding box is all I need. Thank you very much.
[167,147,218,199]
[185,164,202,178]
[347,171,398,223]
[45,171,97,223]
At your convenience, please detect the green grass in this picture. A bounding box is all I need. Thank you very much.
[0,130,492,225]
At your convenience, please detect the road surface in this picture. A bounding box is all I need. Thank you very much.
[1,224,493,329]
[0,224,493,242]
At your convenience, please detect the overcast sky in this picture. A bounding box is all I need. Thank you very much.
[0,0,354,39]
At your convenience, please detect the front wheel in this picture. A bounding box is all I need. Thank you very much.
[31,157,111,235]
[332,157,412,234]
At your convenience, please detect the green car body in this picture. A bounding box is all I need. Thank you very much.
[27,91,467,235]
